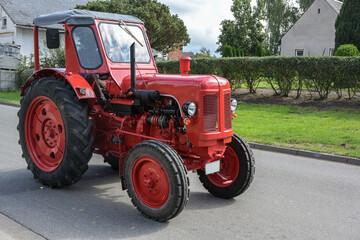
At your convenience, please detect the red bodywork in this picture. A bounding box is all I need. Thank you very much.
[23,19,234,173]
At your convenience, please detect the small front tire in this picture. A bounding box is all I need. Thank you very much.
[124,140,189,222]
[197,134,255,199]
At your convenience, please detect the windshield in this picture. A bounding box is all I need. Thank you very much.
[99,22,150,63]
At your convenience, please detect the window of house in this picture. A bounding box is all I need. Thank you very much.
[329,48,335,56]
[318,8,321,14]
[295,49,304,56]
[2,16,7,29]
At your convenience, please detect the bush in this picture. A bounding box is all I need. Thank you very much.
[239,49,245,57]
[255,43,265,57]
[335,44,360,56]
[157,57,360,99]
[222,44,233,57]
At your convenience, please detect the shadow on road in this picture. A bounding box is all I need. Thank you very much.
[0,161,235,239]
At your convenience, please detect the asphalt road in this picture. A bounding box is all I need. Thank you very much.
[0,104,359,240]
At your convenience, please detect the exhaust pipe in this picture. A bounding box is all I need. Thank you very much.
[130,43,160,103]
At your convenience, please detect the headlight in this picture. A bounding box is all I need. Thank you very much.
[182,102,197,116]
[231,98,238,111]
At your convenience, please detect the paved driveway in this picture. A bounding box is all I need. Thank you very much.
[0,104,359,240]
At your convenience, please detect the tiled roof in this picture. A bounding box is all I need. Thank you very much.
[326,0,343,14]
[0,0,91,26]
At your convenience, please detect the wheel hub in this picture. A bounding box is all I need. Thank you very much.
[142,169,161,193]
[132,157,169,208]
[43,120,59,148]
[25,96,66,172]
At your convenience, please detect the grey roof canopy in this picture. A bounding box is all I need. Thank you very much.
[0,0,92,27]
[33,10,143,26]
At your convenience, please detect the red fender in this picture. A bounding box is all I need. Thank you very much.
[21,68,96,99]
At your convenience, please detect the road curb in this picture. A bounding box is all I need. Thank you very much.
[249,142,360,166]
[0,213,46,240]
[0,101,20,108]
[1,101,359,166]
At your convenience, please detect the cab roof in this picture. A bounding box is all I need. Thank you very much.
[33,9,143,26]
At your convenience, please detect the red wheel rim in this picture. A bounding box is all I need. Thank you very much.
[25,96,65,172]
[207,146,239,187]
[132,157,169,208]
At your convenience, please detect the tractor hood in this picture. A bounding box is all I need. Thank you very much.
[122,73,231,108]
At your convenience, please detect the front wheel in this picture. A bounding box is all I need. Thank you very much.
[197,134,255,199]
[124,140,189,222]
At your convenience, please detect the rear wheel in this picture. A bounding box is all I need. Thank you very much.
[197,134,255,199]
[124,140,189,222]
[18,78,93,188]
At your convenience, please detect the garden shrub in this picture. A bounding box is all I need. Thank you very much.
[335,44,360,56]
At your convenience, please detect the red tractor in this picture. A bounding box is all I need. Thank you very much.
[18,10,255,221]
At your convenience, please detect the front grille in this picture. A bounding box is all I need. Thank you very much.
[203,94,218,132]
[224,93,232,129]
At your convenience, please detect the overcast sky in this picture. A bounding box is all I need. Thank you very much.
[157,0,234,56]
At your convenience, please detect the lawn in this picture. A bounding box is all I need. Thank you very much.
[233,102,360,158]
[0,91,21,104]
[0,91,359,158]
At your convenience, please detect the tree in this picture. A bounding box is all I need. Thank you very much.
[195,47,213,58]
[222,44,234,57]
[76,0,190,54]
[263,0,299,55]
[335,0,360,51]
[217,20,239,54]
[217,0,265,56]
[239,48,245,57]
[297,0,315,12]
[255,42,265,56]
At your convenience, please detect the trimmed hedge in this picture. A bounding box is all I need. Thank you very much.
[157,57,360,99]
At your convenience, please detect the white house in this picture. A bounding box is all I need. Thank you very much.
[280,0,343,57]
[0,0,91,57]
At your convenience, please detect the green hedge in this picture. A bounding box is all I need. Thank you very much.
[157,57,360,99]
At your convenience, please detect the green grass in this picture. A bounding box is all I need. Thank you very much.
[0,91,359,158]
[233,102,360,158]
[0,91,21,104]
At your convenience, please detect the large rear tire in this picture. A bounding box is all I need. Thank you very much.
[197,134,255,199]
[124,140,189,222]
[18,78,93,188]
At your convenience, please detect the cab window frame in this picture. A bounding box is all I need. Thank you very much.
[71,25,103,70]
[98,21,151,64]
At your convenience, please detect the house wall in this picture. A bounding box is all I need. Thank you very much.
[15,27,49,57]
[0,6,65,58]
[281,0,338,56]
[0,6,16,44]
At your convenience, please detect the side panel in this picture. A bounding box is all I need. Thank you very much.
[65,23,109,74]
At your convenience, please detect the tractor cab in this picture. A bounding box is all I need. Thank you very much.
[25,9,157,98]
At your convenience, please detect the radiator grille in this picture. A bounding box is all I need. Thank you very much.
[224,93,232,129]
[203,94,218,132]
